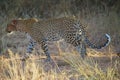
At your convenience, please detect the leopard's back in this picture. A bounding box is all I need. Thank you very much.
[29,17,80,42]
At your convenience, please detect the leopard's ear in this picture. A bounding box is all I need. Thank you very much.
[28,18,38,23]
[32,18,38,22]
[12,20,17,25]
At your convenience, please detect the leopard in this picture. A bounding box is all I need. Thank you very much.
[6,17,111,61]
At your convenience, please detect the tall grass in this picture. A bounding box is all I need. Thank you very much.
[0,0,120,54]
[63,53,120,80]
[0,49,119,80]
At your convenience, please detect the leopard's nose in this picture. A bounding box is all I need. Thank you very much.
[6,29,11,33]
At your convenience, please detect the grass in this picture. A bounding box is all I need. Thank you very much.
[63,53,120,80]
[0,49,119,80]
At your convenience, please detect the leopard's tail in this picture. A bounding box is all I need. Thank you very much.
[85,34,111,49]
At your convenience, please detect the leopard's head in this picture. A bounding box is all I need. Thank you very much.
[6,18,38,33]
[6,20,17,33]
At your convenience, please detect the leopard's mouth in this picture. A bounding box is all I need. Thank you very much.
[7,31,12,33]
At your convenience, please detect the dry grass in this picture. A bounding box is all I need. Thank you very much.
[0,49,119,80]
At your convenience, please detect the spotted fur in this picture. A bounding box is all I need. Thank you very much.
[6,17,111,61]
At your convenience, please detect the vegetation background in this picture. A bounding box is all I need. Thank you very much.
[0,0,120,54]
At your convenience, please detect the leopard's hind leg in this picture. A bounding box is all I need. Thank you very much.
[64,32,87,59]
[75,41,87,59]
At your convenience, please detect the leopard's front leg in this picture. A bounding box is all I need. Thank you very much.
[21,33,36,61]
[41,39,51,61]
[26,33,36,53]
